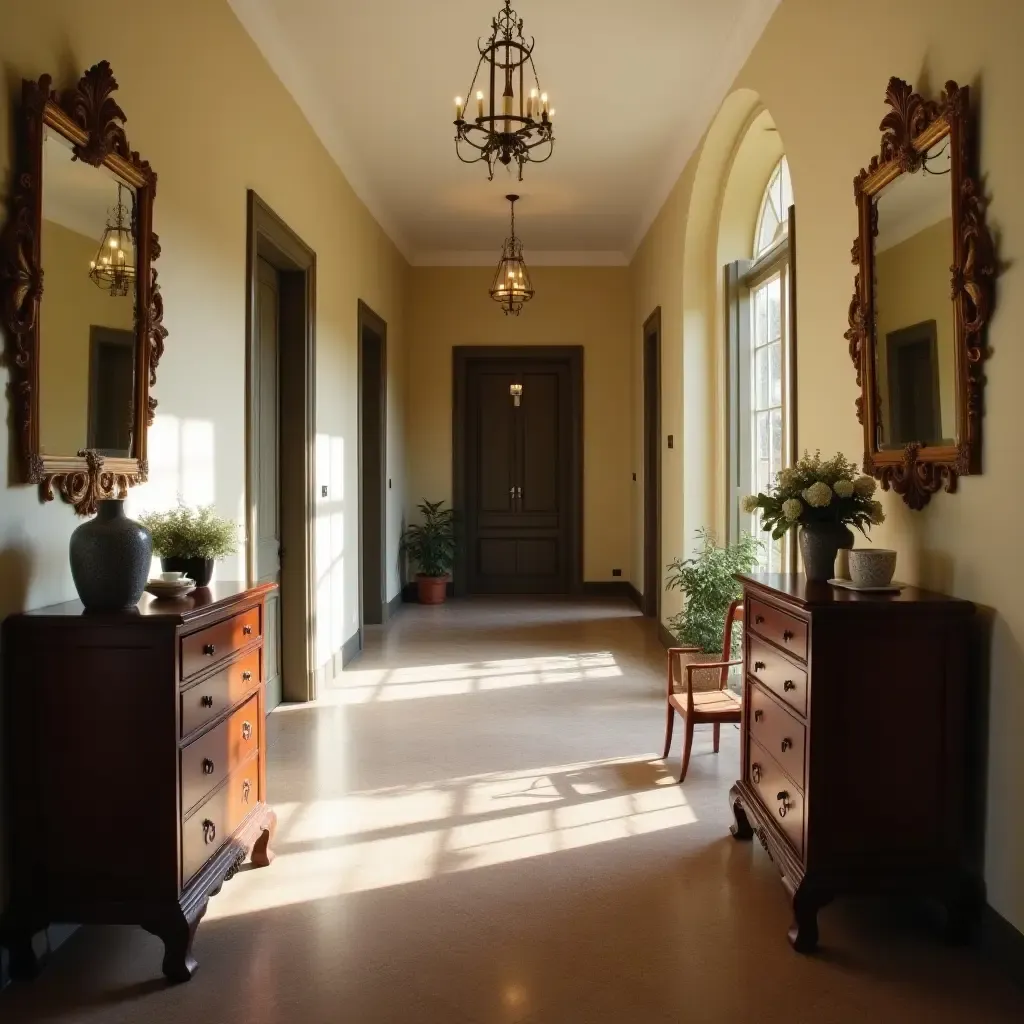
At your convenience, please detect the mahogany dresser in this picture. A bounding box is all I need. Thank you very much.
[1,582,277,983]
[729,573,978,952]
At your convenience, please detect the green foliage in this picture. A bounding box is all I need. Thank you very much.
[743,449,884,542]
[665,529,762,654]
[401,499,456,578]
[139,504,239,559]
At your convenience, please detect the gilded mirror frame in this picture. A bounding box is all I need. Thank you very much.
[0,61,166,515]
[847,77,995,510]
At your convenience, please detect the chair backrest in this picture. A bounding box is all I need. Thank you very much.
[718,598,744,689]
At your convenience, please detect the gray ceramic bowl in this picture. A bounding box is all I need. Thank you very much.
[848,548,897,587]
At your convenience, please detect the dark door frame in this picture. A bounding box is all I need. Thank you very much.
[357,300,388,628]
[452,345,584,598]
[642,308,661,619]
[245,190,317,704]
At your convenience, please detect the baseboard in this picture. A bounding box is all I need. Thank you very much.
[402,581,455,602]
[383,592,403,621]
[658,622,677,649]
[580,581,635,599]
[627,584,643,610]
[341,627,363,668]
[979,904,1024,989]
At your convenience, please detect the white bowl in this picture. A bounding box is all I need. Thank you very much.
[848,548,897,588]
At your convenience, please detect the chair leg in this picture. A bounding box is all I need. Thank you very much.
[713,722,721,753]
[662,705,675,759]
[679,717,695,783]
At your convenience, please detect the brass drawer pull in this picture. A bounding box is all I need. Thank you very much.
[783,630,794,642]
[781,738,792,753]
[754,709,763,723]
[242,670,252,682]
[202,758,215,775]
[777,791,791,818]
[754,661,766,672]
[203,819,217,844]
[243,624,253,636]
[751,763,762,784]
[755,614,765,624]
[784,679,796,692]
[200,695,214,708]
[242,779,251,804]
[242,721,253,742]
[203,643,216,656]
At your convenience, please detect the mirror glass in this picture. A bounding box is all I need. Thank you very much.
[39,127,137,457]
[872,136,955,451]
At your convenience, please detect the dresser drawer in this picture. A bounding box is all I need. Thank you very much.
[181,606,261,681]
[227,752,261,832]
[750,682,806,788]
[748,598,807,662]
[181,694,260,816]
[748,636,807,717]
[747,737,805,858]
[181,648,261,738]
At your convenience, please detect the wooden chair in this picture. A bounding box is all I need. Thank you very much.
[662,599,744,782]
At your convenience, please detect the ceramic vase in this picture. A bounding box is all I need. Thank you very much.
[69,499,152,611]
[161,556,216,588]
[798,522,848,583]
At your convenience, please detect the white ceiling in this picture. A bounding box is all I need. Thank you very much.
[229,0,779,264]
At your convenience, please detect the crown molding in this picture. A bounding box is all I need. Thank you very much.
[228,0,413,261]
[412,250,629,268]
[628,0,781,259]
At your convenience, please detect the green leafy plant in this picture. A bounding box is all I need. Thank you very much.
[665,529,762,654]
[401,499,456,579]
[743,450,884,540]
[139,504,239,560]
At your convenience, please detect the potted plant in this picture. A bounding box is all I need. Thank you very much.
[139,503,239,587]
[401,499,455,604]
[743,450,885,581]
[666,529,761,685]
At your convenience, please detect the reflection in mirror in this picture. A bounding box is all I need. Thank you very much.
[872,137,955,451]
[39,127,137,457]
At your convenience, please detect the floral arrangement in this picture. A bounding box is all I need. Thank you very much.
[139,504,239,559]
[742,451,885,541]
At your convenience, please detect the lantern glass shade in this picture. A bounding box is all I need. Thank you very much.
[489,238,534,315]
[89,182,136,298]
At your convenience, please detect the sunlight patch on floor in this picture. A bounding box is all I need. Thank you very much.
[205,755,695,919]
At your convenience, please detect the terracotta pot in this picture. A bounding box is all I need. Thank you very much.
[416,575,448,605]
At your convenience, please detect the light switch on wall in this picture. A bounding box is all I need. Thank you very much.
[321,485,328,498]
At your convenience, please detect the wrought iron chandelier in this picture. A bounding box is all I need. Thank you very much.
[453,0,554,180]
[88,181,135,297]
[489,195,534,315]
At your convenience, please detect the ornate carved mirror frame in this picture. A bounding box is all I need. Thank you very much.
[0,61,166,515]
[846,77,995,510]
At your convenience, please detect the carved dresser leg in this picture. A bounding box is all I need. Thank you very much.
[728,783,753,840]
[144,901,208,984]
[788,880,827,953]
[250,807,277,868]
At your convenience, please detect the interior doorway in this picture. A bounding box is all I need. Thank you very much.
[358,301,388,627]
[245,190,317,708]
[453,346,583,596]
[643,308,661,619]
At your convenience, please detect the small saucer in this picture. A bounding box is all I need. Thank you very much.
[145,579,196,600]
[828,577,904,594]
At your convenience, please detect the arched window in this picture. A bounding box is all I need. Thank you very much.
[753,157,792,258]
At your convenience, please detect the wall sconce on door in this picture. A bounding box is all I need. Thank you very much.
[510,383,523,407]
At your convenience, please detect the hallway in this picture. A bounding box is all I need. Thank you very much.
[3,598,1023,1023]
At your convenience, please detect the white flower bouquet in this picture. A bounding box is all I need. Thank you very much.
[743,451,885,541]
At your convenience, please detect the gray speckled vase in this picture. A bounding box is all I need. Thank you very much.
[799,522,848,583]
[69,499,152,611]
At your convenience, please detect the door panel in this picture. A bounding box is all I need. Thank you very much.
[254,257,282,709]
[466,358,571,594]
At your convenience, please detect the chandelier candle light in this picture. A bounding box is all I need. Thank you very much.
[88,181,135,297]
[453,0,554,180]
[490,194,535,315]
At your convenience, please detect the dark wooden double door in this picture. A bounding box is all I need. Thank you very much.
[463,354,577,594]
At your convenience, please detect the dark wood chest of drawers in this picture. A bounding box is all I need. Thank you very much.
[730,573,977,951]
[1,582,277,982]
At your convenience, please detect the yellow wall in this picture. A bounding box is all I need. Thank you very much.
[875,218,957,443]
[631,0,1024,931]
[38,218,135,454]
[0,0,408,911]
[407,266,632,582]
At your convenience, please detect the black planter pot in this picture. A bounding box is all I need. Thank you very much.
[69,499,152,611]
[161,556,215,588]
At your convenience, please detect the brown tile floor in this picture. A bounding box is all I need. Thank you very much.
[3,596,1022,1023]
